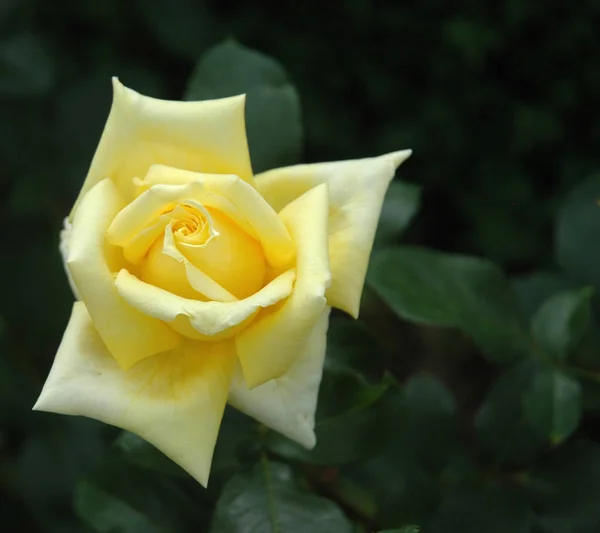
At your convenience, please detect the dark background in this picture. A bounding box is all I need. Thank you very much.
[1,0,599,531]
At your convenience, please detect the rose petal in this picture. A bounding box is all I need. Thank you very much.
[33,302,235,487]
[70,78,253,217]
[176,208,265,299]
[66,179,180,369]
[161,223,237,302]
[109,172,294,270]
[59,217,80,299]
[254,150,411,317]
[228,307,330,448]
[115,268,296,339]
[235,183,331,388]
[144,166,295,268]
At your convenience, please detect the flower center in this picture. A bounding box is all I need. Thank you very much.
[139,200,266,302]
[164,203,214,246]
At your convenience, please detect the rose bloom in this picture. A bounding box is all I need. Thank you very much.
[34,79,410,486]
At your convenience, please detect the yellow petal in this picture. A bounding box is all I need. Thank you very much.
[178,208,265,299]
[160,223,237,302]
[115,268,296,339]
[136,168,257,239]
[143,165,295,268]
[70,78,253,217]
[108,178,268,299]
[229,307,330,448]
[59,217,80,299]
[255,150,412,317]
[235,183,331,388]
[66,179,180,369]
[33,302,235,487]
[108,181,207,247]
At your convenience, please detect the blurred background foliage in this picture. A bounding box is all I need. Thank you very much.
[2,1,600,532]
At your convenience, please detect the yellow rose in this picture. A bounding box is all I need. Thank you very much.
[34,78,411,486]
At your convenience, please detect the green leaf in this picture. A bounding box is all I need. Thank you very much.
[210,460,353,533]
[426,485,532,533]
[323,317,387,383]
[475,360,547,465]
[368,246,528,363]
[566,319,600,370]
[341,376,466,528]
[523,365,582,444]
[556,174,600,288]
[512,272,578,321]
[185,39,302,173]
[527,440,600,533]
[75,459,210,533]
[75,482,160,533]
[531,287,593,361]
[373,181,422,248]
[396,375,460,469]
[343,451,439,528]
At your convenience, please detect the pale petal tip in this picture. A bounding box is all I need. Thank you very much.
[387,149,412,168]
[111,77,142,108]
[31,392,50,412]
[111,76,127,96]
[299,428,317,449]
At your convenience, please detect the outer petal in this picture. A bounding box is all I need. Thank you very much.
[59,217,80,299]
[228,307,330,448]
[115,269,295,339]
[34,302,236,487]
[71,78,253,216]
[255,150,412,317]
[235,183,331,388]
[67,179,180,369]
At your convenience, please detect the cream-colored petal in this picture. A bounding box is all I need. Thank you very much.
[109,173,294,270]
[33,302,235,487]
[108,181,204,247]
[115,268,295,339]
[135,170,257,240]
[66,179,180,369]
[162,223,237,302]
[255,150,412,317]
[177,208,266,300]
[122,212,172,264]
[59,217,80,299]
[70,78,253,217]
[235,184,331,388]
[229,307,330,448]
[144,166,295,268]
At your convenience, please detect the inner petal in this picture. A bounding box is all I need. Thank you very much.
[138,202,264,302]
[177,208,266,300]
[170,204,212,243]
[140,235,205,301]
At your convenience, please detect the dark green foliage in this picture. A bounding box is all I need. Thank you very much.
[185,39,302,173]
[368,246,528,363]
[522,365,582,444]
[526,440,600,533]
[210,461,353,533]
